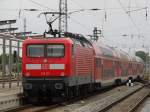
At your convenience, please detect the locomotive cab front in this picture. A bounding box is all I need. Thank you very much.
[22,38,73,100]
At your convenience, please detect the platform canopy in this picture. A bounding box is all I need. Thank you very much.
[0,28,18,33]
[0,19,16,26]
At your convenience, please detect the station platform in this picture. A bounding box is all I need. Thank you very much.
[0,82,23,111]
[0,81,22,96]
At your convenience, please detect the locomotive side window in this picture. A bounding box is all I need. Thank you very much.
[47,44,64,57]
[27,45,44,57]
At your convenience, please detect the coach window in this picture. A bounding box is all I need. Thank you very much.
[27,45,44,57]
[47,44,64,57]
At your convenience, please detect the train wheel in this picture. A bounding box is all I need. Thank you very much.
[136,75,141,81]
[115,79,121,86]
[65,87,69,100]
[73,86,77,97]
[67,87,74,99]
[29,97,39,104]
[76,86,80,97]
[70,87,74,98]
[88,84,93,93]
[81,85,87,96]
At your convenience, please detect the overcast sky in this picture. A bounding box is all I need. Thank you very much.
[0,0,150,54]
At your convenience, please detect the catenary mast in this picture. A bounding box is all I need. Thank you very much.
[59,0,68,34]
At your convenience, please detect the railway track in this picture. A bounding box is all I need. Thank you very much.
[3,82,149,112]
[3,83,118,112]
[5,104,59,112]
[72,83,150,112]
[105,85,150,112]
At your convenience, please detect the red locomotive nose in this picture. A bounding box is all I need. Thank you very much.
[22,38,72,77]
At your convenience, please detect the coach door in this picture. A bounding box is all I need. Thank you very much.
[95,58,102,83]
[115,61,121,77]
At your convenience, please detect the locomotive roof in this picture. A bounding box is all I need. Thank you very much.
[23,37,73,44]
[23,33,92,46]
[64,32,92,46]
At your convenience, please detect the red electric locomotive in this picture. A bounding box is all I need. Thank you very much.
[22,33,144,102]
[22,34,95,102]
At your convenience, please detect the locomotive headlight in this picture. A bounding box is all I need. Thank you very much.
[25,72,30,77]
[55,83,64,90]
[60,72,65,76]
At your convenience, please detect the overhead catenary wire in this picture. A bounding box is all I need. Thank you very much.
[116,0,150,54]
[144,0,149,20]
[117,0,141,34]
[69,0,85,9]
[118,0,145,53]
[0,0,148,37]
[100,0,107,38]
[104,0,107,22]
[128,0,150,50]
[0,7,149,12]
[128,0,131,16]
[27,0,56,11]
[126,7,148,13]
[68,16,91,32]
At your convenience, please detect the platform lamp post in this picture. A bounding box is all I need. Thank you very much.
[19,9,39,38]
[144,46,149,76]
[2,39,6,88]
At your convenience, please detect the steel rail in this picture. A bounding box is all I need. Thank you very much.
[72,84,146,112]
[100,85,150,112]
[4,104,33,112]
[5,104,60,112]
[99,85,145,112]
[4,83,148,112]
[127,87,150,112]
[3,82,118,112]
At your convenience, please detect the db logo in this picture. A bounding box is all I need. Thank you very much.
[41,64,49,69]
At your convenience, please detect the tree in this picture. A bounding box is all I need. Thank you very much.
[135,51,149,62]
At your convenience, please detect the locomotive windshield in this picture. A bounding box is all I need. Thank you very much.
[27,45,44,57]
[47,45,64,57]
[27,44,64,57]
